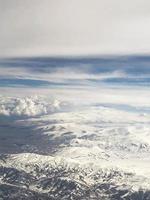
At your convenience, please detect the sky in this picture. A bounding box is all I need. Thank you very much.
[1,0,150,57]
[1,1,150,114]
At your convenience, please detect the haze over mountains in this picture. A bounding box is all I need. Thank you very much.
[0,57,150,199]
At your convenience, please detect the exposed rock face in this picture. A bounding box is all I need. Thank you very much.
[0,154,150,200]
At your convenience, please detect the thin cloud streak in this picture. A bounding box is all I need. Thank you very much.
[0,66,126,83]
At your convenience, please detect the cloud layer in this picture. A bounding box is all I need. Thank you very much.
[1,0,150,57]
[1,57,150,114]
[1,56,150,88]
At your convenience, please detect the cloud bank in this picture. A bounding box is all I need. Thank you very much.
[1,57,150,115]
[0,96,64,117]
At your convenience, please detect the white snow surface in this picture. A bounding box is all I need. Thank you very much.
[1,95,150,191]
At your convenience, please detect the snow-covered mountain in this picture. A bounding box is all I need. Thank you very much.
[1,153,150,200]
[1,96,150,199]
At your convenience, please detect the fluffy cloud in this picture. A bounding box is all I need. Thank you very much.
[0,96,64,117]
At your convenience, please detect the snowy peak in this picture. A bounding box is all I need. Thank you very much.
[0,153,150,200]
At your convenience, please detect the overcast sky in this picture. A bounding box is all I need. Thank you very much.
[0,0,150,57]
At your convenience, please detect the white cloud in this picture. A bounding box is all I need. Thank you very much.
[0,96,64,117]
[0,66,127,82]
[1,83,150,118]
